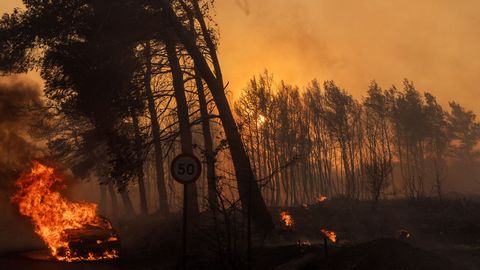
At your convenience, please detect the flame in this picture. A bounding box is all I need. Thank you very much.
[280,211,294,227]
[11,162,119,262]
[321,229,337,243]
[317,196,327,203]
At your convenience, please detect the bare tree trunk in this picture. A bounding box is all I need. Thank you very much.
[143,42,169,216]
[132,111,148,215]
[180,7,219,210]
[120,189,135,216]
[165,36,199,216]
[160,0,274,231]
[191,0,224,85]
[194,69,218,209]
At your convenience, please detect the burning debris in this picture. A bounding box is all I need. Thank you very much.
[321,229,337,243]
[317,196,327,203]
[321,229,337,258]
[301,196,326,209]
[11,162,120,262]
[280,211,294,227]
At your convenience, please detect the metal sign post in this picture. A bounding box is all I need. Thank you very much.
[171,153,202,270]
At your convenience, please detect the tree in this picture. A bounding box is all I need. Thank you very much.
[321,81,361,199]
[140,42,170,216]
[423,93,449,198]
[0,0,153,215]
[159,0,274,231]
[364,82,393,207]
[448,102,480,163]
[165,34,199,216]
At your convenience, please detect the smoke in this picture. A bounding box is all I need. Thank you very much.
[0,75,45,252]
[216,0,480,112]
[0,76,43,171]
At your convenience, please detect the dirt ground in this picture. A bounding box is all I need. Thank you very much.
[265,197,480,270]
[1,197,479,270]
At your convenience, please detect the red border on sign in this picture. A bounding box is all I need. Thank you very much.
[170,153,202,184]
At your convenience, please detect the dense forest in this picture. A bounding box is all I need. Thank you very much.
[235,72,480,207]
[1,1,480,269]
[0,0,274,227]
[1,1,478,221]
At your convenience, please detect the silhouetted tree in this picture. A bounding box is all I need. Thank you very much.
[159,0,274,231]
[364,82,393,207]
[448,102,480,163]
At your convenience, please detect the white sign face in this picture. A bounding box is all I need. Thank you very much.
[170,153,202,184]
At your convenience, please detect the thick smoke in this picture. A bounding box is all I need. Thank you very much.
[0,76,44,252]
[0,76,43,171]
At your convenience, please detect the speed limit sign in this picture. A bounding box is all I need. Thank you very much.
[171,153,202,270]
[170,153,202,184]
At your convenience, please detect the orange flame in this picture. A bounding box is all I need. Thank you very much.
[280,211,294,227]
[317,196,327,203]
[321,229,337,243]
[11,162,119,262]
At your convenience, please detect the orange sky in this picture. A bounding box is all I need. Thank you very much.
[2,0,480,112]
[215,0,480,112]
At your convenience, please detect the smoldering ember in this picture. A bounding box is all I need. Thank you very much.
[1,1,480,270]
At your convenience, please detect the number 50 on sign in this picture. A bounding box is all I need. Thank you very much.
[170,153,202,184]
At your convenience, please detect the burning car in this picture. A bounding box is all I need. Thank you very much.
[12,162,120,262]
[57,217,120,261]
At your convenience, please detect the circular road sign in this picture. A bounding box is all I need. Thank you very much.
[170,153,202,184]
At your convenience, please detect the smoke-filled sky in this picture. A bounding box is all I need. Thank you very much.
[216,0,480,111]
[1,0,479,111]
[0,76,42,170]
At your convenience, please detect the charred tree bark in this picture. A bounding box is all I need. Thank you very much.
[159,0,274,231]
[165,36,199,216]
[143,42,170,216]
